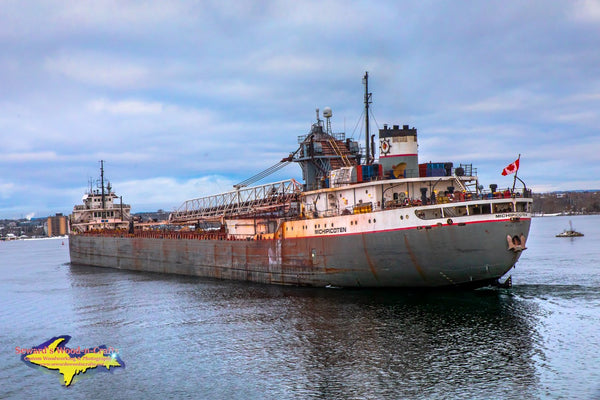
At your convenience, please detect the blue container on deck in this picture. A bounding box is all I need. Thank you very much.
[360,165,374,180]
[429,168,445,177]
[425,162,449,177]
[356,164,382,182]
[427,162,445,170]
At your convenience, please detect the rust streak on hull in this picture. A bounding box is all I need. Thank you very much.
[361,233,379,283]
[404,235,427,283]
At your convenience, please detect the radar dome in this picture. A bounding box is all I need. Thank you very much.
[323,107,332,118]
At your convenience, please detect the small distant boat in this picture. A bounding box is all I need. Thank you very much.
[556,221,584,237]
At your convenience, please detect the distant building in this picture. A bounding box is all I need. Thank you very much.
[47,213,67,237]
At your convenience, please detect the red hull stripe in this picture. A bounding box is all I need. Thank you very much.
[380,154,418,158]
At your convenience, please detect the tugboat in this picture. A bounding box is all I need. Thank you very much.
[70,160,131,233]
[556,220,584,237]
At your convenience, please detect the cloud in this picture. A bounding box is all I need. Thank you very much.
[88,99,164,115]
[44,51,151,89]
[457,90,546,113]
[566,92,600,102]
[117,175,237,212]
[259,55,330,76]
[2,151,60,162]
[0,181,15,200]
[570,0,600,22]
[549,111,598,124]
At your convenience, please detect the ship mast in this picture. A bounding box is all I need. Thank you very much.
[363,71,372,165]
[100,160,106,217]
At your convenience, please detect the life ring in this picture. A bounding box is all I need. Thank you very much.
[380,139,391,155]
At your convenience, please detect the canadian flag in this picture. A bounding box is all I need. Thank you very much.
[501,158,520,176]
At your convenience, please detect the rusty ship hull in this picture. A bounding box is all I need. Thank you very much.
[69,208,531,288]
[69,73,533,289]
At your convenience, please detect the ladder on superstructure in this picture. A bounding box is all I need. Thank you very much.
[454,163,479,194]
[453,176,468,193]
[327,137,353,168]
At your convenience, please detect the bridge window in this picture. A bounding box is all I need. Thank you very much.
[468,204,491,215]
[443,206,467,217]
[516,202,529,212]
[415,208,442,220]
[493,203,514,213]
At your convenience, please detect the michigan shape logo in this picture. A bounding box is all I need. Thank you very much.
[18,335,124,387]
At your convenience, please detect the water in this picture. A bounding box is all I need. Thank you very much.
[1,215,599,399]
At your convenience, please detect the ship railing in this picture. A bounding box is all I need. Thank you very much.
[320,209,339,218]
[297,131,345,144]
[78,228,284,241]
[302,189,530,219]
[170,179,303,223]
[453,164,477,176]
[380,189,531,211]
[73,204,131,211]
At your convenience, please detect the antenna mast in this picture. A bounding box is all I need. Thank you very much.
[100,160,106,216]
[363,71,372,165]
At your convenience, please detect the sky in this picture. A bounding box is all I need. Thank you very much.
[1,0,599,219]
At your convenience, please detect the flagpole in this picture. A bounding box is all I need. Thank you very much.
[512,154,521,193]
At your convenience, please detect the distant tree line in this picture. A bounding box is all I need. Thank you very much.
[532,191,600,214]
[0,218,46,238]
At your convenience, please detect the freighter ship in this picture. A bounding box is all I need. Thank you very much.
[69,73,531,288]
